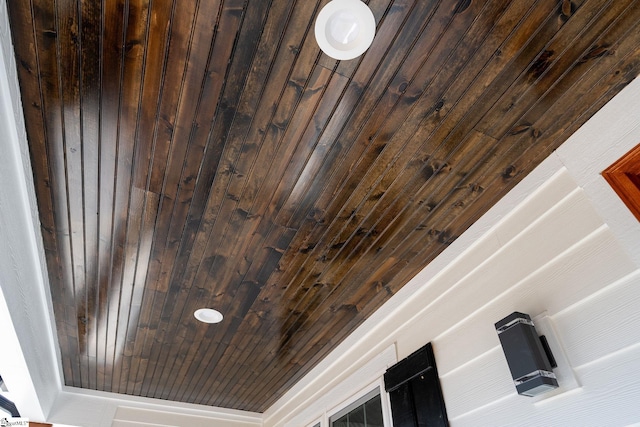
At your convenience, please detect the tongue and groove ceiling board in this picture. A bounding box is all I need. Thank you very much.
[7,0,640,412]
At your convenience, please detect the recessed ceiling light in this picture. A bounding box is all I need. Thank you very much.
[194,308,223,324]
[315,0,376,60]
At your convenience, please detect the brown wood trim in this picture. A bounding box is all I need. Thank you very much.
[602,143,640,222]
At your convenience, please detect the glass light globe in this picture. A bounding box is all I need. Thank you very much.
[194,308,224,324]
[327,10,361,46]
[315,0,376,60]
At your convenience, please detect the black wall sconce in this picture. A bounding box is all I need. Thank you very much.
[495,312,559,397]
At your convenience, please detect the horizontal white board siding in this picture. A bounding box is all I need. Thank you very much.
[433,225,637,375]
[396,185,611,360]
[439,346,514,418]
[430,180,640,423]
[553,270,640,368]
[492,168,579,246]
[451,343,640,426]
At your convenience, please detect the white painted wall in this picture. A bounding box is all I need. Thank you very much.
[264,77,640,427]
[0,0,61,420]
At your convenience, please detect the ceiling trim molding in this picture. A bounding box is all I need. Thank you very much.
[50,387,263,427]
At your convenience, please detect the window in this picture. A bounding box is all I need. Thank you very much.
[330,388,384,427]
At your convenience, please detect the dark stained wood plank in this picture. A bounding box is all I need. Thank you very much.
[110,0,154,395]
[266,0,524,332]
[139,0,253,399]
[162,0,326,402]
[101,0,153,394]
[98,0,128,393]
[123,189,160,395]
[151,0,324,398]
[229,0,557,408]
[251,15,640,411]
[186,67,348,406]
[53,0,88,388]
[476,0,628,139]
[169,0,364,402]
[124,0,176,396]
[271,0,513,345]
[7,0,81,386]
[76,0,103,391]
[133,0,219,397]
[229,0,636,412]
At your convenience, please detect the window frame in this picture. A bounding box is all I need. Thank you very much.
[325,378,393,427]
[329,387,381,425]
[292,344,397,427]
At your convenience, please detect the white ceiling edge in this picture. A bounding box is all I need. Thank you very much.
[263,76,640,425]
[49,387,262,427]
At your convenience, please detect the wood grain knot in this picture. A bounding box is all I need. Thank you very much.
[299,243,316,254]
[509,123,531,136]
[530,50,554,79]
[20,59,33,74]
[469,183,484,193]
[437,230,454,244]
[455,0,472,14]
[561,0,573,17]
[503,165,517,179]
[580,45,611,64]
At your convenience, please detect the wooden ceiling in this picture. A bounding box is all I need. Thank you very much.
[7,0,640,413]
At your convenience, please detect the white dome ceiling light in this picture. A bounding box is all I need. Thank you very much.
[194,308,224,324]
[314,0,376,60]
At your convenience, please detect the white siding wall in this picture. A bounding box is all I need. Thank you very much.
[0,0,61,420]
[436,171,639,425]
[265,77,640,427]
